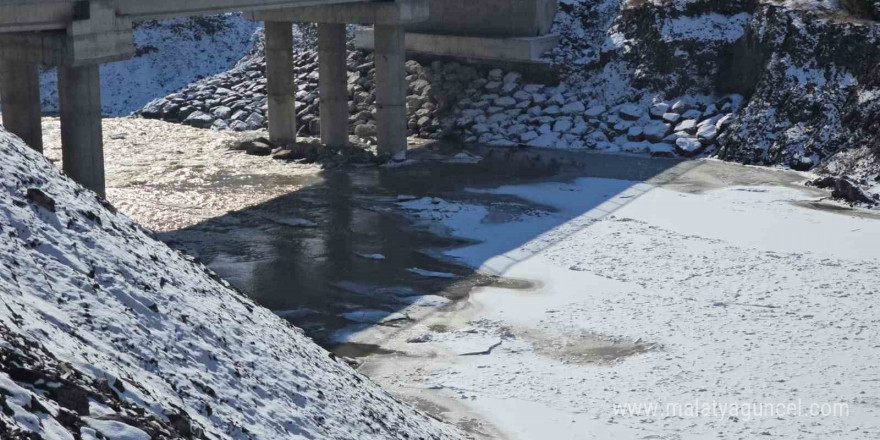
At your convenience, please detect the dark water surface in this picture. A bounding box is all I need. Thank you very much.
[162,144,682,345]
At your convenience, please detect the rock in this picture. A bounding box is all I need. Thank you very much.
[406,95,425,110]
[212,107,232,119]
[532,93,548,104]
[355,123,377,137]
[702,103,718,118]
[272,149,297,161]
[183,111,214,129]
[488,68,504,81]
[245,112,266,129]
[618,103,644,121]
[405,60,422,75]
[662,112,681,123]
[716,113,735,130]
[513,90,532,102]
[231,110,248,121]
[585,105,606,118]
[697,124,719,144]
[501,81,519,94]
[141,99,164,119]
[561,101,586,114]
[520,131,539,142]
[553,118,573,133]
[484,81,502,92]
[681,109,702,120]
[243,140,273,156]
[543,105,561,116]
[502,71,521,84]
[650,103,670,118]
[549,93,566,106]
[229,120,249,131]
[212,119,229,130]
[674,119,698,133]
[675,137,704,157]
[26,188,56,211]
[807,176,877,205]
[643,121,671,143]
[494,96,517,109]
[508,124,528,135]
[627,126,645,142]
[671,99,692,113]
[613,121,633,133]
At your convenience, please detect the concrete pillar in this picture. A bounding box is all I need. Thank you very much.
[318,23,348,148]
[264,21,297,146]
[58,64,105,198]
[373,25,407,159]
[0,61,43,153]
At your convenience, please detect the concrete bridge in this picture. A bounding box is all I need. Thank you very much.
[0,0,428,197]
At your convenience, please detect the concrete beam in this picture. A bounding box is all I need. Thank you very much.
[247,0,429,25]
[318,23,349,148]
[0,0,369,32]
[59,64,105,197]
[406,0,558,38]
[0,61,44,153]
[0,1,73,33]
[65,0,135,66]
[265,21,297,146]
[355,28,561,63]
[373,24,407,159]
[0,32,66,65]
[116,0,368,20]
[0,3,135,67]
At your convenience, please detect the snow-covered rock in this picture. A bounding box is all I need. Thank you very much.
[0,128,462,440]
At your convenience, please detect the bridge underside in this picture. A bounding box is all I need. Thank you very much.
[0,0,426,197]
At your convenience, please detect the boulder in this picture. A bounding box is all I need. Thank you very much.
[644,121,671,143]
[183,111,214,129]
[618,103,644,121]
[561,101,586,114]
[675,137,704,157]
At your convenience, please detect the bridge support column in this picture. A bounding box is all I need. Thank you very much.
[373,25,407,160]
[58,64,105,198]
[265,21,297,146]
[0,61,43,153]
[318,23,348,148]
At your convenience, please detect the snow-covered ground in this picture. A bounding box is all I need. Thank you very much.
[39,15,261,116]
[0,127,461,439]
[333,157,880,439]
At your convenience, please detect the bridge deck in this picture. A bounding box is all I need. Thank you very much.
[0,0,372,32]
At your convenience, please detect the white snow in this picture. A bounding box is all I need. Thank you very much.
[38,15,261,116]
[357,159,880,439]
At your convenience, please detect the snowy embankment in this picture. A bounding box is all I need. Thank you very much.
[40,15,261,116]
[0,127,461,439]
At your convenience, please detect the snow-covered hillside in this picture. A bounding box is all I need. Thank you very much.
[40,14,261,117]
[0,127,461,439]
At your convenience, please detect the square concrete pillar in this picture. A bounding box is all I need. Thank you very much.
[373,25,407,160]
[264,21,297,146]
[318,23,348,148]
[58,64,105,198]
[0,61,43,153]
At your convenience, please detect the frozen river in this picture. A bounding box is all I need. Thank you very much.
[49,118,880,439]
